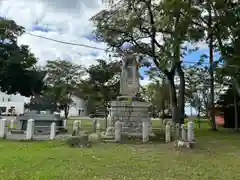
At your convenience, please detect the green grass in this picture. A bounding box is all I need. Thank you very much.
[1,119,240,180]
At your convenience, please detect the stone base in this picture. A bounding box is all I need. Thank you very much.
[103,97,154,139]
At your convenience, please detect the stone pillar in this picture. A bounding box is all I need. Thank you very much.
[165,123,171,143]
[10,119,15,129]
[107,114,112,127]
[26,119,34,140]
[63,119,67,129]
[181,124,187,141]
[73,120,79,131]
[176,123,180,140]
[0,119,7,139]
[50,122,56,140]
[187,121,194,142]
[115,121,122,142]
[142,121,149,143]
[92,119,97,133]
[96,119,101,131]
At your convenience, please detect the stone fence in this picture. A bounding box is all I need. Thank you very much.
[0,118,68,140]
[0,118,195,143]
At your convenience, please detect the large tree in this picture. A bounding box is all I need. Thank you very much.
[142,79,170,118]
[79,59,120,126]
[184,63,225,117]
[211,1,240,130]
[92,0,203,124]
[44,59,84,118]
[0,18,44,96]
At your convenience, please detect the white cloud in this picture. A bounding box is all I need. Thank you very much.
[0,0,107,67]
[140,77,151,86]
[0,0,152,85]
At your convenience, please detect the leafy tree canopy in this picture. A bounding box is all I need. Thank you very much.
[0,18,45,96]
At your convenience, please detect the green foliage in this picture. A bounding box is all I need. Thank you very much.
[0,18,44,96]
[93,0,207,124]
[142,79,170,114]
[44,59,85,117]
[80,59,120,115]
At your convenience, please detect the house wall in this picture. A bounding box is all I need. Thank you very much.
[0,92,29,115]
[60,95,86,117]
[0,92,86,117]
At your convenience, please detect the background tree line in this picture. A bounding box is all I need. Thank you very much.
[1,0,240,132]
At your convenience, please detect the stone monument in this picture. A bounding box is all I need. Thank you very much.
[103,54,153,138]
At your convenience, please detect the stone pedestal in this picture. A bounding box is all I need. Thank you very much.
[103,96,154,138]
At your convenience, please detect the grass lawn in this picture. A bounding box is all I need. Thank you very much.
[0,119,240,180]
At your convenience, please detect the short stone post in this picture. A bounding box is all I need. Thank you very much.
[142,121,149,143]
[63,119,67,129]
[50,122,56,140]
[92,119,97,133]
[187,121,194,142]
[107,114,112,127]
[176,123,180,140]
[73,120,79,131]
[0,119,7,139]
[26,119,34,140]
[181,124,187,141]
[165,123,171,143]
[96,119,101,132]
[115,121,122,142]
[10,119,15,129]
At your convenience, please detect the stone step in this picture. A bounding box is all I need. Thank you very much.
[10,129,25,134]
[101,135,114,140]
[104,139,117,143]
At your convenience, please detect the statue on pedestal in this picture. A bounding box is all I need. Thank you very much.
[120,55,141,97]
[102,54,153,140]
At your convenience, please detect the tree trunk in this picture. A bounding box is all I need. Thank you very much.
[176,62,185,124]
[208,3,217,131]
[209,38,217,131]
[197,106,201,128]
[104,100,108,130]
[234,85,239,131]
[64,105,69,119]
[167,73,178,124]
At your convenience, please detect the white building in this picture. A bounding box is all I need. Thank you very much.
[0,92,30,115]
[63,94,86,117]
[0,92,86,117]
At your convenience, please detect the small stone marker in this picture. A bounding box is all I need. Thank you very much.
[105,126,114,137]
[92,119,97,133]
[107,114,112,126]
[26,119,34,140]
[176,123,180,140]
[10,119,15,129]
[63,119,67,129]
[73,120,79,131]
[50,122,56,140]
[187,121,194,142]
[0,119,7,139]
[115,121,122,142]
[142,121,149,143]
[96,119,101,131]
[181,124,187,141]
[165,123,171,143]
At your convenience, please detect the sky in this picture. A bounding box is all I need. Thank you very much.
[0,0,217,115]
